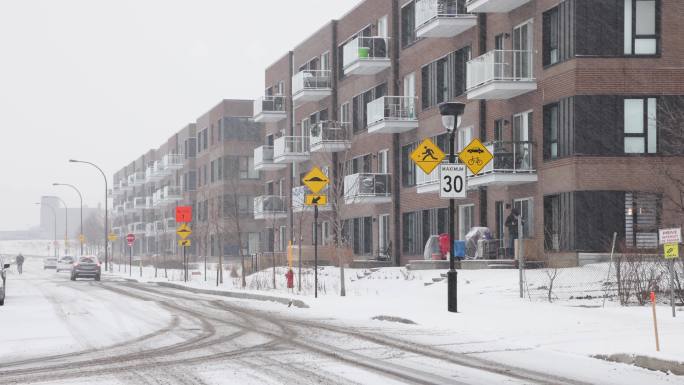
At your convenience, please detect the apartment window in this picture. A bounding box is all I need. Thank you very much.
[513,110,532,142]
[279,226,287,252]
[352,83,386,134]
[624,0,659,55]
[377,149,389,173]
[321,51,330,71]
[350,217,372,255]
[494,119,504,142]
[210,124,214,145]
[421,46,471,110]
[458,205,474,240]
[203,129,208,150]
[403,72,415,98]
[624,98,657,154]
[239,156,259,179]
[457,126,473,152]
[378,214,390,255]
[514,198,534,238]
[401,1,417,48]
[185,138,197,158]
[196,133,202,154]
[238,195,253,214]
[625,192,660,249]
[378,15,388,37]
[340,102,350,124]
[401,142,417,187]
[545,104,559,159]
[185,171,196,192]
[543,7,560,66]
[321,221,331,246]
[402,212,418,254]
[210,160,215,183]
[247,233,260,255]
[513,21,533,79]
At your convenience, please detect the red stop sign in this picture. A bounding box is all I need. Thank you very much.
[126,233,136,246]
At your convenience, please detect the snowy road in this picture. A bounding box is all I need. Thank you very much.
[0,258,680,385]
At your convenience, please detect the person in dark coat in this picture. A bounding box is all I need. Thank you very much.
[505,208,521,258]
[16,253,24,274]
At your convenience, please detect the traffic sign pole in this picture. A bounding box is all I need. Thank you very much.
[447,129,457,313]
[129,245,132,277]
[314,204,318,299]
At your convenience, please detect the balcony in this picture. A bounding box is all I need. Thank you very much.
[155,220,165,233]
[124,201,134,212]
[152,189,164,207]
[342,36,391,76]
[145,223,156,237]
[254,145,287,171]
[146,163,163,183]
[466,0,531,13]
[119,179,132,192]
[132,222,146,235]
[163,186,183,204]
[310,121,351,153]
[468,141,537,187]
[254,95,287,123]
[161,154,183,172]
[113,205,125,216]
[112,227,123,237]
[253,195,287,220]
[128,172,146,187]
[292,186,331,213]
[292,70,332,105]
[367,96,419,134]
[466,50,536,100]
[416,0,477,38]
[273,136,310,164]
[132,197,148,212]
[344,173,392,204]
[164,218,177,233]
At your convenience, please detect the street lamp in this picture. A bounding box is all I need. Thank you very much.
[54,196,69,256]
[70,159,109,271]
[439,102,466,313]
[54,183,84,256]
[35,202,57,258]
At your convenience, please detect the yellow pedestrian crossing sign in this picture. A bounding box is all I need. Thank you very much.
[178,239,191,247]
[177,223,192,240]
[305,194,327,206]
[302,167,329,194]
[410,138,445,174]
[459,138,493,175]
[664,243,679,259]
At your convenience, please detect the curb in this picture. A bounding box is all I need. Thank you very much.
[154,281,309,309]
[593,353,684,376]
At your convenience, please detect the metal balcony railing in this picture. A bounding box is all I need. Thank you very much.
[274,136,309,159]
[254,95,286,116]
[310,121,350,149]
[416,0,469,27]
[163,186,182,203]
[292,70,332,95]
[254,145,274,165]
[483,141,535,174]
[343,36,390,70]
[467,50,535,90]
[165,218,177,233]
[254,195,287,217]
[133,222,146,234]
[162,154,183,171]
[344,173,392,200]
[367,96,418,127]
[133,197,147,210]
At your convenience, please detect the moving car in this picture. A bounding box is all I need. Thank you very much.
[43,257,58,270]
[71,256,101,281]
[56,256,75,272]
[1,261,10,306]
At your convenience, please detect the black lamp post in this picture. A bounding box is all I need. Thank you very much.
[70,159,109,271]
[439,102,466,313]
[54,183,84,256]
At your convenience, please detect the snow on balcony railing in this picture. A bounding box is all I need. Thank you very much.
[467,50,534,90]
[343,36,390,70]
[367,96,418,127]
[310,121,350,150]
[344,173,392,200]
[292,70,332,95]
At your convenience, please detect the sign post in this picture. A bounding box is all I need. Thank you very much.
[659,228,681,318]
[302,166,329,299]
[177,223,192,283]
[126,233,135,277]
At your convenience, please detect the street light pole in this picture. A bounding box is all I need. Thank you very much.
[36,202,57,258]
[54,183,84,256]
[439,102,466,314]
[55,196,69,256]
[70,159,109,271]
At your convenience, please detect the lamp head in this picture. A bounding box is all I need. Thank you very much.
[68,159,78,163]
[438,102,466,133]
[52,183,60,186]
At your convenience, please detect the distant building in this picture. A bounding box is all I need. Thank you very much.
[39,196,101,241]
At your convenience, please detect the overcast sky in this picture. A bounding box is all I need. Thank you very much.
[0,0,360,231]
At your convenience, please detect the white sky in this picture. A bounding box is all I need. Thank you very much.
[0,0,360,231]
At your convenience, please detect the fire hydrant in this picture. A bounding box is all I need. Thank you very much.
[285,269,294,290]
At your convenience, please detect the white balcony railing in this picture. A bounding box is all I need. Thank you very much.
[310,121,351,152]
[133,222,146,235]
[132,197,147,211]
[162,154,183,171]
[127,172,146,187]
[254,95,287,122]
[253,195,287,220]
[274,136,310,163]
[163,186,182,204]
[164,218,177,233]
[344,173,392,204]
[342,36,391,75]
[145,223,156,237]
[292,70,332,104]
[254,145,285,171]
[146,163,164,182]
[466,0,531,13]
[466,50,536,99]
[367,96,419,134]
[415,0,476,38]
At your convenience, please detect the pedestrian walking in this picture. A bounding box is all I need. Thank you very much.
[16,253,25,274]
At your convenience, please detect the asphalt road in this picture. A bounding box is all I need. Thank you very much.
[0,262,591,385]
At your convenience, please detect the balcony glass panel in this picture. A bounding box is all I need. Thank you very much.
[416,0,468,27]
[367,96,418,127]
[292,70,332,95]
[467,50,534,89]
[343,37,390,70]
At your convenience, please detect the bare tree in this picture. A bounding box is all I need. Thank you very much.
[655,96,684,219]
[80,212,104,255]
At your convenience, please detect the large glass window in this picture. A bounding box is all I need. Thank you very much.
[458,205,474,240]
[543,7,559,66]
[401,1,417,48]
[239,156,259,179]
[624,0,658,55]
[514,198,534,238]
[624,98,657,154]
[625,192,660,249]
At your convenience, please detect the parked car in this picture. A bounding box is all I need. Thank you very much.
[1,261,10,306]
[43,257,58,270]
[71,256,101,281]
[56,256,75,272]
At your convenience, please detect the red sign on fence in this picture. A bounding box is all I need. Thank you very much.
[126,233,136,247]
[176,206,192,223]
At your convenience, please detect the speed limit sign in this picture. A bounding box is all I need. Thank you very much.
[439,164,467,199]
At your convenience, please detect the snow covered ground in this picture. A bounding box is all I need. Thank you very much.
[107,261,684,372]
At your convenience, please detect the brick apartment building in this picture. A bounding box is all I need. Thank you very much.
[112,0,684,267]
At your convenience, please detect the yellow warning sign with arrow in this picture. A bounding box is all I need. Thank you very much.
[177,223,192,240]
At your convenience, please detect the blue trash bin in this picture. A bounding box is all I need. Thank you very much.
[453,240,466,259]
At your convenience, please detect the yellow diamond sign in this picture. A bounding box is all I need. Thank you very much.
[305,194,327,206]
[177,223,192,240]
[459,138,493,175]
[302,166,329,194]
[178,239,191,247]
[664,243,679,259]
[410,138,446,175]
[107,233,118,241]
